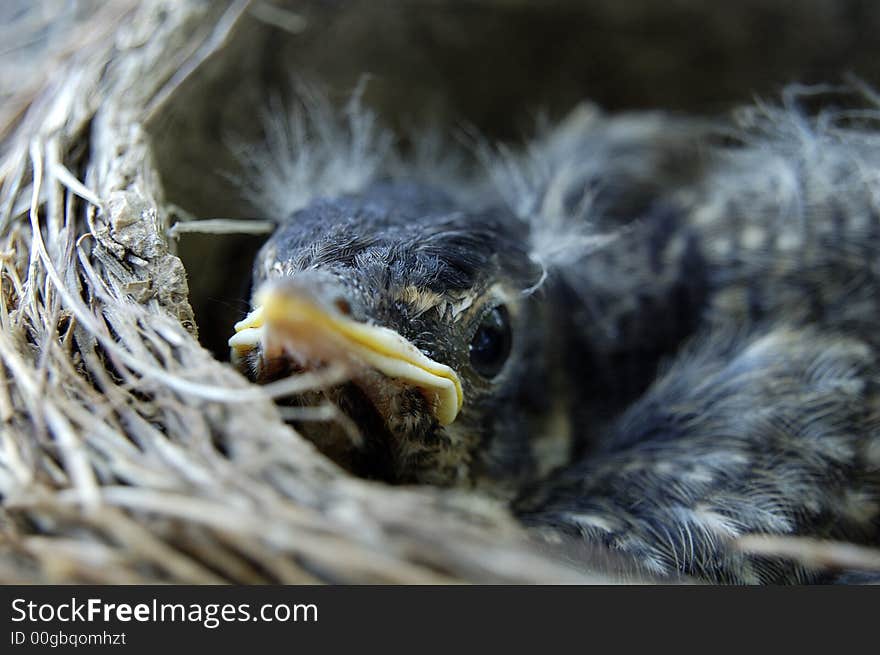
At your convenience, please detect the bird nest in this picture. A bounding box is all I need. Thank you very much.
[9,0,880,585]
[0,0,633,584]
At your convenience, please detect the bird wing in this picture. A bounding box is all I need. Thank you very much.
[517,323,880,583]
[516,89,880,583]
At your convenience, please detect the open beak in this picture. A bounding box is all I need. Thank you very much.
[228,283,464,425]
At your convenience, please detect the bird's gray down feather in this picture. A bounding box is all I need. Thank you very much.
[232,85,880,583]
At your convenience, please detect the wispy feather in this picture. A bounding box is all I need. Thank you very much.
[228,80,395,220]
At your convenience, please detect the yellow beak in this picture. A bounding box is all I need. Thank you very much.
[228,284,464,425]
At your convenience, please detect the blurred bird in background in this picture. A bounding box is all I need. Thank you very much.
[228,86,880,583]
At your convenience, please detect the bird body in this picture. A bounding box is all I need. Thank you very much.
[231,89,880,583]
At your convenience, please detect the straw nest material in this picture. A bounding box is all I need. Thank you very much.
[0,0,634,585]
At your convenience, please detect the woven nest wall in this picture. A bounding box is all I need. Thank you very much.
[3,0,880,584]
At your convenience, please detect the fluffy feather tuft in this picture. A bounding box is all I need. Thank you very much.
[477,104,714,290]
[692,84,880,244]
[229,81,395,220]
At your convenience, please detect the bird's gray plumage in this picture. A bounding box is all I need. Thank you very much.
[233,86,880,583]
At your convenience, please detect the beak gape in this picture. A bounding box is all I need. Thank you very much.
[228,281,464,425]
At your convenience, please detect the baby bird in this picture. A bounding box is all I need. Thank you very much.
[229,89,880,583]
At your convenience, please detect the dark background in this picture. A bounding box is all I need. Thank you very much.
[271,0,880,136]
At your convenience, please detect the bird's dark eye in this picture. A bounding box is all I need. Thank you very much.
[469,305,512,378]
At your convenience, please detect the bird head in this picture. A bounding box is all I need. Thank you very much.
[229,181,567,495]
